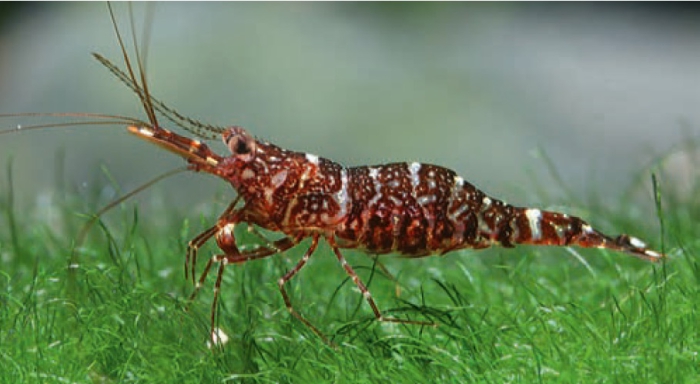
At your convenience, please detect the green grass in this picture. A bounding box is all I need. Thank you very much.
[1,165,698,383]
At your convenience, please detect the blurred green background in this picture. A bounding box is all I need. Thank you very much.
[1,2,698,218]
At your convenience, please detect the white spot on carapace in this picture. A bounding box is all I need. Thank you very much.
[271,170,288,188]
[338,169,349,203]
[447,176,466,220]
[367,167,384,208]
[241,169,256,180]
[409,162,421,189]
[330,168,350,220]
[305,153,319,165]
[582,224,594,234]
[417,194,437,206]
[482,196,492,206]
[450,203,470,221]
[525,209,543,241]
[629,236,646,249]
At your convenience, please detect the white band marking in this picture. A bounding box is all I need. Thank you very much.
[305,153,320,165]
[525,209,543,241]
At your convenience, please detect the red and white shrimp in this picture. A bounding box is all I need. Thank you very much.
[128,118,664,341]
[1,4,665,344]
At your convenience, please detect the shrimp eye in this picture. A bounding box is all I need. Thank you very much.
[232,136,251,154]
[223,126,256,160]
